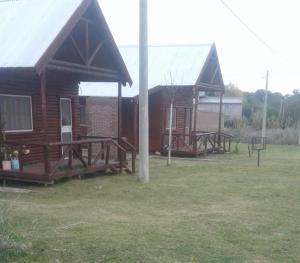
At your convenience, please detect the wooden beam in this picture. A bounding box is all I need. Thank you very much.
[193,88,199,132]
[118,82,122,141]
[210,68,219,84]
[47,64,120,81]
[85,21,89,62]
[70,35,87,65]
[50,59,118,74]
[80,17,97,25]
[40,71,48,141]
[218,93,223,146]
[133,99,138,149]
[88,41,105,66]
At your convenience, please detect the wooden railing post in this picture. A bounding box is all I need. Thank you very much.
[101,141,105,160]
[132,152,136,173]
[18,146,24,173]
[88,143,92,167]
[68,146,73,169]
[193,134,197,154]
[119,151,123,174]
[204,136,207,157]
[213,133,216,150]
[43,145,51,178]
[105,143,110,166]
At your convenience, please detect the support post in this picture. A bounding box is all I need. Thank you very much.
[193,88,199,133]
[40,71,48,142]
[118,82,122,162]
[167,103,173,166]
[139,0,149,182]
[218,92,223,146]
[133,99,138,149]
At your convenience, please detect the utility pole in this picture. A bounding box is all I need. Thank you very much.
[139,0,149,182]
[262,70,269,139]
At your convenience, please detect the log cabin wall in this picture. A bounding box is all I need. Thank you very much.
[0,73,79,164]
[149,91,163,152]
[161,87,194,132]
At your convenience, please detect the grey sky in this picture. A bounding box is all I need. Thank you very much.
[97,0,300,94]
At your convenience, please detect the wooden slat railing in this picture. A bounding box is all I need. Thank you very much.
[79,135,136,174]
[161,131,234,156]
[1,137,135,184]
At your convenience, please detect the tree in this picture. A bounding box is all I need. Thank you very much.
[225,83,243,97]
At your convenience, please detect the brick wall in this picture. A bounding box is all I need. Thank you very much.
[196,111,224,132]
[85,97,118,137]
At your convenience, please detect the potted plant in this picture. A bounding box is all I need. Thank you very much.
[0,114,11,171]
[11,150,20,171]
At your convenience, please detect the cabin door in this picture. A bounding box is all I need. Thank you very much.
[60,98,72,154]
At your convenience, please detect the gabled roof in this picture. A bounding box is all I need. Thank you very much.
[81,43,223,97]
[0,0,131,84]
[0,0,83,68]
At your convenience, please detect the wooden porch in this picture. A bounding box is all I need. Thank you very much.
[0,137,136,185]
[161,131,233,157]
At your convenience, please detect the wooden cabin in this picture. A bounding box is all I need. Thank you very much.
[0,0,136,185]
[80,44,233,157]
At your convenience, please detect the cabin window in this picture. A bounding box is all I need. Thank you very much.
[0,95,33,132]
[166,107,176,129]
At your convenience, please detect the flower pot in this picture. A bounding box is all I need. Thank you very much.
[2,160,11,171]
[11,159,20,171]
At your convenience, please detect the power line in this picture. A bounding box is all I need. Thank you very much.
[219,0,276,54]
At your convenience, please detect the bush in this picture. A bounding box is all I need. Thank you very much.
[229,127,300,145]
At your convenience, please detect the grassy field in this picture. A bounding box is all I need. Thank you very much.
[1,144,300,263]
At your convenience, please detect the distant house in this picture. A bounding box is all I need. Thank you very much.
[81,43,232,156]
[0,0,134,184]
[198,96,242,128]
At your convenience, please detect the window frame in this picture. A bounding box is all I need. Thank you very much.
[166,107,177,130]
[0,94,34,133]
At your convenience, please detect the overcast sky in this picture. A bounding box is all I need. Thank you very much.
[97,0,300,95]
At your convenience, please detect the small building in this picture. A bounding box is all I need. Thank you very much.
[81,44,232,156]
[198,96,242,128]
[0,0,135,184]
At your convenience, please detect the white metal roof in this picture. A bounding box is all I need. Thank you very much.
[0,0,84,68]
[199,96,242,104]
[80,44,213,97]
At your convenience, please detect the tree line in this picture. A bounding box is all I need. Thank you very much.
[225,83,300,130]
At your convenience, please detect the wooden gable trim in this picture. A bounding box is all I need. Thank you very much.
[212,45,225,87]
[34,0,92,75]
[92,1,132,86]
[88,41,105,66]
[195,43,224,89]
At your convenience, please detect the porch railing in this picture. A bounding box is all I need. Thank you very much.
[79,135,136,174]
[1,137,136,184]
[161,131,233,156]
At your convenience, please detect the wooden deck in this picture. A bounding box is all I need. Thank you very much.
[0,137,136,185]
[161,131,233,157]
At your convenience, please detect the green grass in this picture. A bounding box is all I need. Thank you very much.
[1,144,300,262]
